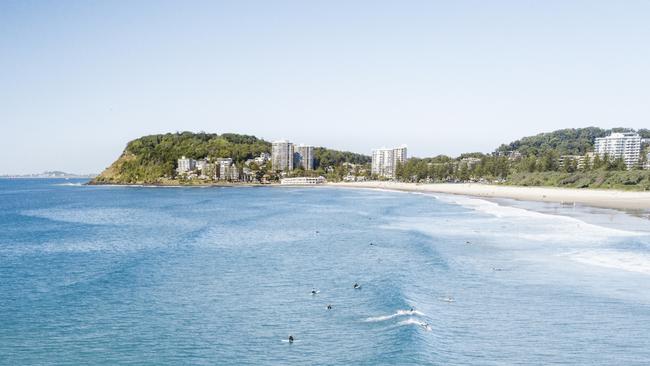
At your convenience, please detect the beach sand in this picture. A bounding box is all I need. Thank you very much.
[328,182,650,212]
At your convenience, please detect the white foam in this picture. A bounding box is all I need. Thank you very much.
[397,318,432,331]
[365,309,424,322]
[566,250,650,275]
[393,194,645,244]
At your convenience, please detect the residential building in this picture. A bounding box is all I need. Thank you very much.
[280,176,326,185]
[272,140,294,171]
[594,132,642,169]
[195,159,209,171]
[255,152,271,165]
[177,156,196,173]
[294,144,314,170]
[645,152,650,170]
[216,158,233,180]
[495,150,523,160]
[229,163,239,181]
[241,167,256,182]
[371,145,407,178]
[558,155,587,170]
[460,157,482,169]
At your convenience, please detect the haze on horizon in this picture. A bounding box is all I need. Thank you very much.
[1,1,649,175]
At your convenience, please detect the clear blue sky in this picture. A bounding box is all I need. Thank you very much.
[1,0,649,174]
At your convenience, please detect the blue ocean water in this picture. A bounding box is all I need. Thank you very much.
[1,179,650,365]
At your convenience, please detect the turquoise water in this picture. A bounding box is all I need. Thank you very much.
[1,179,650,365]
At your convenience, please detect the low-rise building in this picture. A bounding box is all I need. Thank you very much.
[216,158,234,180]
[280,176,326,185]
[248,152,271,166]
[460,157,482,169]
[195,159,209,172]
[558,155,587,170]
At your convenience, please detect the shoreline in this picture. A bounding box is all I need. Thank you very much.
[85,181,275,188]
[85,180,650,213]
[328,182,650,213]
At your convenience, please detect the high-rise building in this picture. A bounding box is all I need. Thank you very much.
[594,132,641,169]
[294,144,314,170]
[371,145,407,178]
[272,140,294,171]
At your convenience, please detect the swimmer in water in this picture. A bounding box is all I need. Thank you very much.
[327,304,332,310]
[353,283,360,289]
[311,288,318,295]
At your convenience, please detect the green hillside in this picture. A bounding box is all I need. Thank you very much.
[91,132,370,184]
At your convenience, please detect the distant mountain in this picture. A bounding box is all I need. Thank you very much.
[92,132,370,184]
[0,171,96,179]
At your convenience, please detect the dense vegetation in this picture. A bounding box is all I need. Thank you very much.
[94,127,649,189]
[394,127,650,190]
[506,171,650,191]
[496,127,650,156]
[93,132,370,184]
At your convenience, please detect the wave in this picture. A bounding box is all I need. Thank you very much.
[54,182,84,186]
[365,309,424,322]
[397,318,432,331]
[566,250,650,275]
[434,194,645,239]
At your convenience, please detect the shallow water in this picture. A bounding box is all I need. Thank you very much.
[1,179,649,365]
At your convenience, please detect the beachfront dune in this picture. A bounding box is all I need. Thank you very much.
[329,182,650,211]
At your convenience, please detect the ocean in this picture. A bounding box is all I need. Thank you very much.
[1,179,649,365]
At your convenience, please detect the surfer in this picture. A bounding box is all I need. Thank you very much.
[311,288,318,295]
[353,283,360,289]
[288,335,294,343]
[327,304,332,310]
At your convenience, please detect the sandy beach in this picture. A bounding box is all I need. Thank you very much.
[329,182,650,212]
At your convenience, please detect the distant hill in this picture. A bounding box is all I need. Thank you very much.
[92,132,370,184]
[496,127,650,157]
[0,171,96,179]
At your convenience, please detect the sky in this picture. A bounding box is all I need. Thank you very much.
[1,0,649,174]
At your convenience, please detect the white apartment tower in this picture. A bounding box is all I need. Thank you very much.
[594,132,641,169]
[272,140,294,171]
[176,156,196,173]
[371,145,408,178]
[294,145,314,170]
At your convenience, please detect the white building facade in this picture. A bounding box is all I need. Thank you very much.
[371,146,407,178]
[272,140,294,171]
[177,156,196,173]
[594,132,642,169]
[280,176,326,185]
